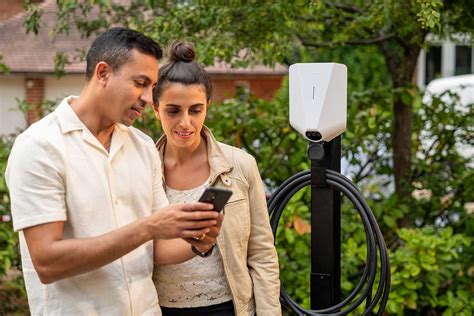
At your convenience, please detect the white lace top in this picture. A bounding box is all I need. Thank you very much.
[153,182,233,308]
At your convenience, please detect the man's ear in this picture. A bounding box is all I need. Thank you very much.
[206,99,212,109]
[95,62,111,86]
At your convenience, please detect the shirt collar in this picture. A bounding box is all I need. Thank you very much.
[55,96,128,134]
[55,96,83,134]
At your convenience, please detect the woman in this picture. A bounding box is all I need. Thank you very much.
[152,41,281,316]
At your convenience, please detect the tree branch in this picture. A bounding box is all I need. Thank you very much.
[323,1,362,13]
[355,164,378,183]
[295,15,318,23]
[353,155,376,183]
[240,132,258,158]
[297,33,395,48]
[260,133,291,179]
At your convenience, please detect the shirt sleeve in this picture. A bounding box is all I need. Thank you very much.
[151,144,169,212]
[6,133,67,231]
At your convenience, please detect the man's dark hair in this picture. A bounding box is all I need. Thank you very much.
[85,27,162,81]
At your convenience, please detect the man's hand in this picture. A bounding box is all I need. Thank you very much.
[184,211,224,254]
[147,202,220,240]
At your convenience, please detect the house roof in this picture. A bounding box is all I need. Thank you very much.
[0,0,90,73]
[0,0,287,76]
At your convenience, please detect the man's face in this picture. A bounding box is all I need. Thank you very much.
[102,49,159,126]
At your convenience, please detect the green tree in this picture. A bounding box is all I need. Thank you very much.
[0,136,29,314]
[0,54,10,74]
[23,0,474,202]
[1,1,472,314]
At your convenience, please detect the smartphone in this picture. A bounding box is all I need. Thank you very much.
[198,187,233,212]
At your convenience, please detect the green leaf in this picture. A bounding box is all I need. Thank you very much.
[410,265,421,277]
[383,215,396,228]
[284,229,295,244]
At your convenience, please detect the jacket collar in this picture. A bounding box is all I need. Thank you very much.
[156,126,233,184]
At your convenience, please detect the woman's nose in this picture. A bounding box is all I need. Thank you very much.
[179,114,191,127]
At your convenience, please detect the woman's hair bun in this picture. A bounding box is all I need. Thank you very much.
[168,41,196,63]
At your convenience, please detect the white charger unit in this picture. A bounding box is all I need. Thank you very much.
[289,63,347,142]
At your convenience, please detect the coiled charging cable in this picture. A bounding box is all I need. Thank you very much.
[268,144,391,315]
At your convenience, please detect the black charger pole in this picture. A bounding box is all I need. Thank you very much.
[308,136,341,309]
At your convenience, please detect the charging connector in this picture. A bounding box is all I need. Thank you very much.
[268,143,391,315]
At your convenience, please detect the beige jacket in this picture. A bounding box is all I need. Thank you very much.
[156,127,281,316]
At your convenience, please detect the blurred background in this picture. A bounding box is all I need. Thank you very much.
[0,1,473,315]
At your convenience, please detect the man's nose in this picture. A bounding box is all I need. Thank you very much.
[141,86,154,106]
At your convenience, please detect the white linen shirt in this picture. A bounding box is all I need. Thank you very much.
[6,96,168,315]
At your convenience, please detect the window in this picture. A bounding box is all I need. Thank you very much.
[455,45,472,75]
[425,46,442,84]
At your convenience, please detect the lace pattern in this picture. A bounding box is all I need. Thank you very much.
[153,182,233,308]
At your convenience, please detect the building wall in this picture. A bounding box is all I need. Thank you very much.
[0,73,285,135]
[44,75,84,101]
[211,75,284,103]
[250,77,284,100]
[416,37,473,89]
[0,74,85,135]
[0,75,26,135]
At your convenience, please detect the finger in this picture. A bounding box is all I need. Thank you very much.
[181,219,217,230]
[201,234,217,246]
[183,238,195,244]
[214,213,224,228]
[183,238,207,245]
[205,226,220,238]
[180,202,214,212]
[184,210,219,221]
[180,228,210,239]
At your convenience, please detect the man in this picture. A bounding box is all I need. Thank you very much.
[6,28,222,315]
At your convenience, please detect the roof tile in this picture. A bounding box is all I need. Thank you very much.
[0,0,287,75]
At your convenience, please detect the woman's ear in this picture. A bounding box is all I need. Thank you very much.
[206,99,212,109]
[152,105,161,120]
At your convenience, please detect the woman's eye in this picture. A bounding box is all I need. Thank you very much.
[190,109,202,114]
[166,110,179,115]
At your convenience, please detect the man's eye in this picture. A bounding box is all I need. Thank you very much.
[167,110,179,115]
[190,109,202,114]
[135,81,146,87]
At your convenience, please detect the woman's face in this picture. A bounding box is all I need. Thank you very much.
[154,83,209,150]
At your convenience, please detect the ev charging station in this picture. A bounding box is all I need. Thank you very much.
[269,63,391,315]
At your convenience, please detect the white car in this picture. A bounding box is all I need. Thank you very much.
[344,75,473,196]
[422,74,474,161]
[423,74,474,108]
